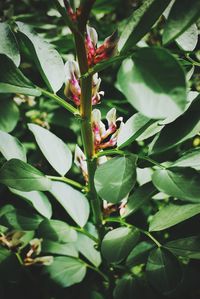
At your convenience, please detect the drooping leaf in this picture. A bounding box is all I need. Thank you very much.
[126,241,154,267]
[149,203,200,232]
[43,256,87,287]
[16,22,65,93]
[118,0,171,53]
[50,181,89,227]
[42,240,78,257]
[172,149,200,171]
[0,130,26,161]
[94,155,137,204]
[0,99,19,133]
[28,123,72,176]
[0,22,20,66]
[9,188,52,219]
[0,158,51,192]
[38,219,77,243]
[117,48,187,119]
[165,236,200,259]
[0,54,41,96]
[176,24,198,52]
[101,227,140,263]
[152,167,200,203]
[146,248,183,295]
[163,0,200,45]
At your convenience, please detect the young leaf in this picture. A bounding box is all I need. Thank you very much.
[126,241,154,267]
[152,167,200,203]
[165,236,200,259]
[28,123,72,176]
[0,130,26,162]
[163,0,200,45]
[172,149,200,171]
[42,240,78,257]
[94,155,137,204]
[50,181,90,227]
[9,188,52,219]
[0,54,41,96]
[146,248,183,295]
[101,227,140,263]
[149,203,200,232]
[118,0,171,53]
[16,22,65,93]
[0,159,51,192]
[38,219,77,243]
[43,256,86,287]
[0,22,20,66]
[176,24,198,52]
[117,48,187,119]
[0,99,19,133]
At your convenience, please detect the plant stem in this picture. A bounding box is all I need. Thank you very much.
[142,231,162,247]
[16,252,23,265]
[138,154,166,169]
[95,149,126,158]
[39,88,79,115]
[71,226,98,243]
[86,263,109,282]
[47,175,85,190]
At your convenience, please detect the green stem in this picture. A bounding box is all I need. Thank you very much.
[95,149,126,158]
[138,154,166,169]
[16,252,23,265]
[186,53,200,67]
[39,88,79,115]
[142,231,162,247]
[47,175,85,190]
[71,226,98,243]
[86,263,109,282]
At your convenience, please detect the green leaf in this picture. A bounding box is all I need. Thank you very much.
[0,158,51,191]
[43,256,86,287]
[163,0,200,45]
[176,24,198,52]
[117,48,187,119]
[118,0,171,53]
[122,182,157,218]
[42,240,78,257]
[28,123,72,176]
[152,167,200,203]
[150,96,200,153]
[50,181,89,227]
[76,233,101,267]
[149,203,200,232]
[16,22,65,93]
[9,188,52,219]
[126,241,154,267]
[165,236,200,259]
[172,149,200,171]
[0,22,20,66]
[117,113,159,149]
[0,130,26,161]
[94,155,137,204]
[101,227,140,263]
[146,248,183,295]
[0,99,19,133]
[38,219,77,243]
[0,54,41,96]
[113,275,142,299]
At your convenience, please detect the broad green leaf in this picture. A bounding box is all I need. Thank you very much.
[117,48,187,119]
[38,219,77,243]
[28,124,72,176]
[0,99,19,133]
[118,0,171,53]
[16,22,65,93]
[0,158,51,191]
[165,236,200,259]
[172,149,200,171]
[113,275,142,299]
[43,256,86,287]
[9,188,52,219]
[150,96,200,153]
[122,182,157,218]
[152,167,200,203]
[126,241,154,267]
[42,240,78,257]
[163,0,200,45]
[0,54,41,96]
[101,227,140,263]
[117,113,160,148]
[0,23,20,66]
[94,155,137,204]
[0,130,26,161]
[50,182,89,227]
[146,248,183,295]
[76,233,101,267]
[149,203,200,232]
[176,24,198,52]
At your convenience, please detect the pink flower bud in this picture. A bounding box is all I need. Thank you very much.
[64,61,81,106]
[74,145,88,181]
